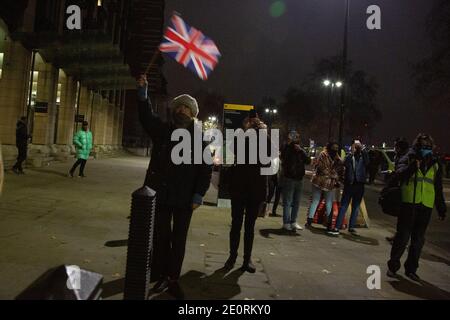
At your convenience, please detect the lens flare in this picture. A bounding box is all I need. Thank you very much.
[270,1,286,18]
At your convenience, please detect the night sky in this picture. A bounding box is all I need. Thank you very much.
[162,0,448,150]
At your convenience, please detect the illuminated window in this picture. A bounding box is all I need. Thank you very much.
[27,71,39,106]
[56,83,62,103]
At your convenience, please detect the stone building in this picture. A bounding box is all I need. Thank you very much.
[0,0,166,167]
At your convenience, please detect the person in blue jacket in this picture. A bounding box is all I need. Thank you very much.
[329,139,369,236]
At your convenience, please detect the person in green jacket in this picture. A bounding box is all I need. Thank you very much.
[69,121,93,178]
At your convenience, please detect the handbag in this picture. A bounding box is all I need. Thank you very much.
[378,185,402,217]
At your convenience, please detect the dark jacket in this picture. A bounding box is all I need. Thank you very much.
[343,150,369,185]
[229,125,271,203]
[396,148,447,216]
[280,143,311,180]
[138,98,212,208]
[16,120,29,147]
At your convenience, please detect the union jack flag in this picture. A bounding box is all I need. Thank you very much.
[159,14,221,80]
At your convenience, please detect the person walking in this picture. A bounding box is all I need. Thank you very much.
[280,131,311,231]
[137,75,212,299]
[224,110,269,273]
[305,142,344,231]
[69,121,93,178]
[329,139,369,236]
[387,133,447,281]
[12,117,30,175]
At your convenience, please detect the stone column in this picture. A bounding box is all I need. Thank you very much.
[0,40,31,145]
[56,75,77,145]
[0,38,31,166]
[32,60,58,145]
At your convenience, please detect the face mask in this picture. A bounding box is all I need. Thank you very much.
[420,148,433,158]
[173,112,192,128]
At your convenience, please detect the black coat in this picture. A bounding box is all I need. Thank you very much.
[280,143,311,180]
[228,127,271,203]
[138,98,212,208]
[16,120,29,147]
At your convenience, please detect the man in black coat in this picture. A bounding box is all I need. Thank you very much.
[137,75,212,299]
[13,117,30,175]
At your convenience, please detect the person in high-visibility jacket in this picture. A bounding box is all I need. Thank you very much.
[387,133,447,281]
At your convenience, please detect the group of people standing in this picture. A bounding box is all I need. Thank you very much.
[5,75,445,300]
[269,132,370,237]
[136,72,382,300]
[273,131,447,282]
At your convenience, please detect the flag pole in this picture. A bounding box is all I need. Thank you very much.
[144,49,161,76]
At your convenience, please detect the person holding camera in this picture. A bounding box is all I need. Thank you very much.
[306,142,344,231]
[280,130,311,231]
[329,139,369,236]
[387,133,446,281]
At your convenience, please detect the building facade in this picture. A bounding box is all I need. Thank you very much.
[0,0,166,167]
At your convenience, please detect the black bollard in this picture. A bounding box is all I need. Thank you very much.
[123,186,156,300]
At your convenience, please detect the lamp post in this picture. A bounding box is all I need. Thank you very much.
[265,107,278,128]
[323,80,343,141]
[338,0,350,152]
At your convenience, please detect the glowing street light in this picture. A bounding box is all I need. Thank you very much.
[323,80,343,88]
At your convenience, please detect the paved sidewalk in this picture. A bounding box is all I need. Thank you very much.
[0,156,449,300]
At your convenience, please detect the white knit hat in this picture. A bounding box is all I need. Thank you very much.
[171,94,199,117]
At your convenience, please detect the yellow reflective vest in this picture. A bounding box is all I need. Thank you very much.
[401,163,439,209]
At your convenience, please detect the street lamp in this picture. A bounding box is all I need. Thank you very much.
[338,0,350,152]
[323,80,343,89]
[322,80,343,141]
[265,107,278,128]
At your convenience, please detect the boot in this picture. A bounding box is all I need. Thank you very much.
[241,258,256,273]
[227,229,240,269]
[224,254,237,270]
[305,217,313,228]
